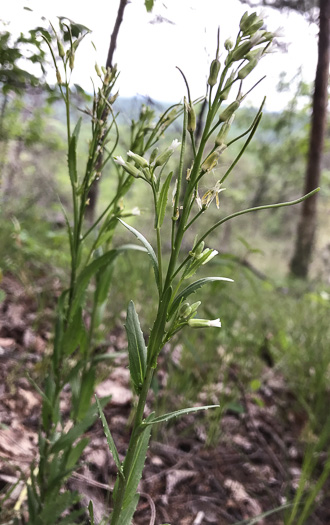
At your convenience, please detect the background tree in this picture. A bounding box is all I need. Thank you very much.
[240,0,330,278]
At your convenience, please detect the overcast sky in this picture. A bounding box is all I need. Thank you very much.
[3,0,318,110]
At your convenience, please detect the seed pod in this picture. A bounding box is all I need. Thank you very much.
[208,59,221,87]
[57,40,65,59]
[238,58,258,80]
[219,100,240,123]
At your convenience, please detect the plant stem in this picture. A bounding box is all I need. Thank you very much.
[110,365,154,525]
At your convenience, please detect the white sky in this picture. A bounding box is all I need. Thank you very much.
[3,0,318,110]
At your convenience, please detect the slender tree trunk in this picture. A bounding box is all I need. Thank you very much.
[86,0,129,222]
[289,0,330,278]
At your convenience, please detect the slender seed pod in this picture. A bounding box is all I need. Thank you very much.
[219,100,240,123]
[208,59,221,87]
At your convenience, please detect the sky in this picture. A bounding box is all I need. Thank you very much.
[3,0,319,111]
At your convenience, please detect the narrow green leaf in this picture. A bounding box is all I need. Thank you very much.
[118,219,159,289]
[88,501,94,525]
[95,395,124,479]
[123,414,154,508]
[117,494,139,525]
[76,367,96,421]
[125,301,147,394]
[51,397,110,453]
[168,277,233,319]
[71,250,119,318]
[140,405,219,427]
[62,307,86,356]
[72,116,82,140]
[68,135,77,185]
[66,437,89,470]
[157,171,173,228]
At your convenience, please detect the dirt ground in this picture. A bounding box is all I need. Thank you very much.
[1,274,329,525]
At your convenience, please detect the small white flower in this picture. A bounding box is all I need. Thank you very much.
[170,139,181,151]
[202,249,218,265]
[208,318,221,328]
[114,156,126,167]
[127,151,134,158]
[131,207,141,216]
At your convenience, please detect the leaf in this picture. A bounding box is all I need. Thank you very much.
[125,301,147,394]
[118,219,159,289]
[88,501,94,525]
[140,405,219,427]
[168,277,234,319]
[66,438,89,470]
[72,116,82,141]
[62,307,86,356]
[157,171,173,228]
[51,397,109,453]
[118,494,140,525]
[71,250,119,318]
[76,367,96,421]
[95,395,124,479]
[145,0,154,12]
[68,135,77,185]
[122,414,154,509]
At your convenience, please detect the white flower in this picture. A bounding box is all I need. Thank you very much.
[114,156,126,167]
[131,207,141,216]
[209,318,221,328]
[127,151,134,158]
[202,249,218,265]
[170,139,181,151]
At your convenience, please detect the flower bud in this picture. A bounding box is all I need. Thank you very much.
[179,303,192,319]
[101,66,107,75]
[188,318,221,328]
[127,150,149,168]
[231,41,253,62]
[69,52,75,70]
[238,58,258,80]
[215,115,235,147]
[95,63,102,77]
[154,140,181,168]
[219,100,240,123]
[113,156,141,178]
[224,38,233,51]
[109,91,119,105]
[189,241,205,258]
[185,100,196,133]
[240,11,249,32]
[220,71,235,101]
[248,19,264,34]
[201,150,220,173]
[208,59,221,87]
[149,148,158,164]
[56,68,62,84]
[57,40,65,59]
[189,301,201,315]
[201,249,218,265]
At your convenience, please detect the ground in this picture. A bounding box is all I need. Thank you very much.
[0,274,329,525]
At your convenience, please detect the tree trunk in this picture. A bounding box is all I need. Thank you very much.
[85,0,129,223]
[289,0,330,278]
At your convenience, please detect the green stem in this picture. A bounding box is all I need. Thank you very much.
[110,365,154,525]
